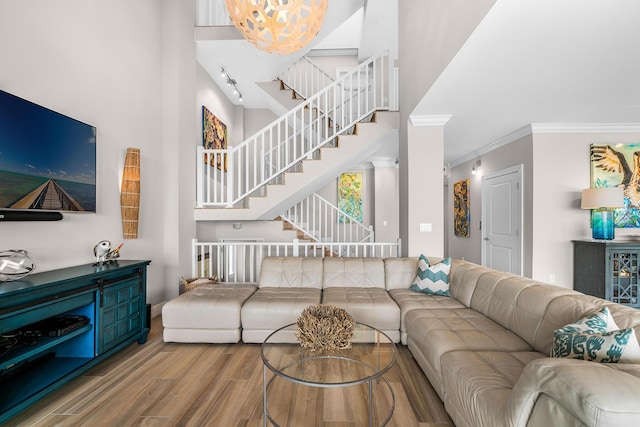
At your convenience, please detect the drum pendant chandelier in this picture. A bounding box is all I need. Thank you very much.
[224,0,328,55]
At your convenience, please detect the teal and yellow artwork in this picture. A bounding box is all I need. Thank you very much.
[591,143,640,228]
[453,179,470,237]
[338,172,363,223]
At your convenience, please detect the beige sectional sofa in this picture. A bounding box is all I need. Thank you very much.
[162,256,640,426]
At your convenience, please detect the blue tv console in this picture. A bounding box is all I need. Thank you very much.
[0,260,150,423]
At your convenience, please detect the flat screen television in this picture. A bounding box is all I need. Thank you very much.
[0,89,96,212]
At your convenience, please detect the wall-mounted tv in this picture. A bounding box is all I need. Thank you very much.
[0,89,96,212]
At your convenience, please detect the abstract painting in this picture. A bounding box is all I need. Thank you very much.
[591,143,640,228]
[202,106,228,171]
[454,179,470,237]
[338,172,363,223]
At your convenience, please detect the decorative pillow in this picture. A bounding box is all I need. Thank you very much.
[410,255,451,296]
[558,306,619,334]
[551,307,640,363]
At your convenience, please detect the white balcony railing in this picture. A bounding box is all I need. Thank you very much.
[196,51,389,209]
[281,193,373,244]
[192,238,401,283]
[279,56,335,100]
[196,0,231,26]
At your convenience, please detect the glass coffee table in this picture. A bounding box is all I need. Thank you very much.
[261,323,397,427]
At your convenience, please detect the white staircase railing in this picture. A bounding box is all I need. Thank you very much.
[279,56,335,100]
[280,193,373,243]
[192,238,401,283]
[196,51,389,208]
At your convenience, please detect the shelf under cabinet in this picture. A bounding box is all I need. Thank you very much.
[0,324,93,371]
[0,356,92,414]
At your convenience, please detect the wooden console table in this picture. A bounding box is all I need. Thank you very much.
[0,260,150,423]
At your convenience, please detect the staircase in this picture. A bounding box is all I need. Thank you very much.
[195,51,397,221]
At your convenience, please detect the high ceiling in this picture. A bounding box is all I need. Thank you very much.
[197,0,640,167]
[412,0,640,166]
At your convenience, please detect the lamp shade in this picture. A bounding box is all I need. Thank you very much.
[224,0,328,55]
[580,187,624,209]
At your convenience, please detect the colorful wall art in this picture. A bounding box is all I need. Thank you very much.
[591,143,640,228]
[338,172,363,223]
[202,106,228,171]
[453,179,470,237]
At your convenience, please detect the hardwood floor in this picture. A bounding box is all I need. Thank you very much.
[9,316,453,427]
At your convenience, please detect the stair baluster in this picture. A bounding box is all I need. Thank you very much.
[196,51,389,209]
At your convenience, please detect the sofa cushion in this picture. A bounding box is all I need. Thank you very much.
[388,288,465,344]
[321,287,400,342]
[259,257,323,288]
[322,257,385,289]
[464,271,582,353]
[410,255,451,296]
[241,287,321,343]
[405,308,533,399]
[441,350,544,427]
[162,284,257,330]
[162,284,257,343]
[446,261,496,307]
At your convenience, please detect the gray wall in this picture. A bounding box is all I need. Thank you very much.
[447,129,640,289]
[448,135,533,277]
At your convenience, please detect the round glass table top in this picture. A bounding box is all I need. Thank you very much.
[261,323,397,386]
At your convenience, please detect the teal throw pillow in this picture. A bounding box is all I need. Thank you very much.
[551,307,640,363]
[410,255,451,296]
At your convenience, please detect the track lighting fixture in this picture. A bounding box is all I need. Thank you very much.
[219,67,243,102]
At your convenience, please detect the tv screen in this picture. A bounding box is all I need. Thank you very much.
[0,89,96,212]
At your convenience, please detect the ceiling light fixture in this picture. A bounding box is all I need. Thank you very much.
[224,0,328,55]
[220,67,243,102]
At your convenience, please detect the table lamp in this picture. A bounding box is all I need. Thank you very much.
[581,187,625,240]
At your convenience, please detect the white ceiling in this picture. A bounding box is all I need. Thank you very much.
[196,0,364,109]
[196,0,640,166]
[412,0,640,166]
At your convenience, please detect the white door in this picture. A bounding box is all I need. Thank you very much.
[481,165,522,275]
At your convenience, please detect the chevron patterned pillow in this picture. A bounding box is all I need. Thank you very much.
[410,255,451,296]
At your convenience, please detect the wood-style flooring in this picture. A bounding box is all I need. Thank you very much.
[8,316,454,427]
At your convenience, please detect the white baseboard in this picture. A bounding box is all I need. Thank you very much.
[151,302,165,318]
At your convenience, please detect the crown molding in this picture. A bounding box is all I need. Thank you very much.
[353,162,374,170]
[408,115,452,127]
[449,125,533,168]
[371,160,397,168]
[530,123,640,133]
[449,123,640,168]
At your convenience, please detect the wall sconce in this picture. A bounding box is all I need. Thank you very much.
[220,67,243,102]
[471,160,481,175]
[581,187,624,240]
[121,148,140,239]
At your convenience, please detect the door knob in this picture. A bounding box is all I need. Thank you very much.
[484,237,489,241]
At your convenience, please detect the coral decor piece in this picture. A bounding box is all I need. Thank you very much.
[296,304,354,351]
[224,0,328,55]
